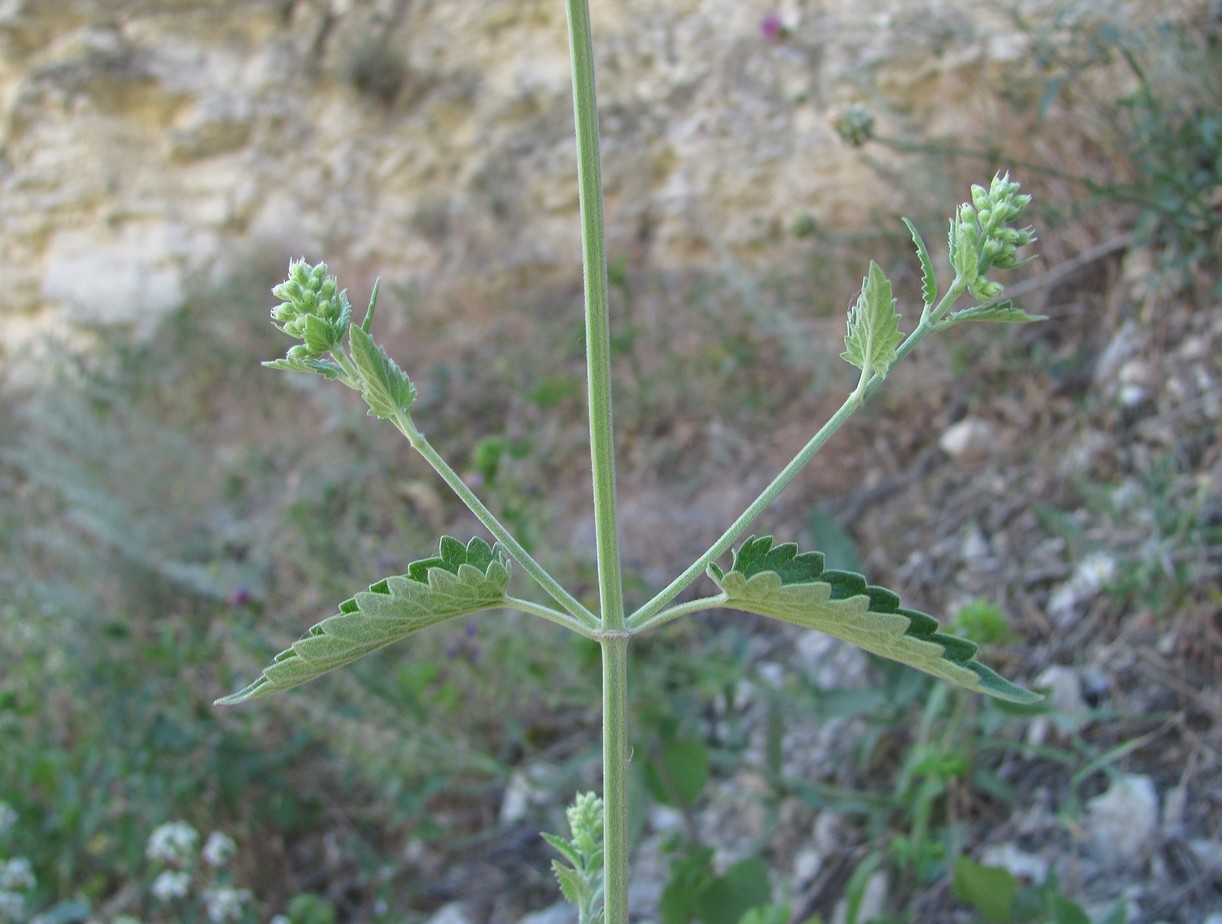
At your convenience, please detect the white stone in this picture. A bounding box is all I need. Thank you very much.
[939,418,997,459]
[793,846,823,884]
[1085,774,1159,868]
[498,763,561,826]
[979,843,1049,883]
[1026,665,1088,747]
[424,902,474,924]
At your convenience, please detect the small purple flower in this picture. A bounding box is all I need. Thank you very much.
[760,13,787,42]
[227,587,253,607]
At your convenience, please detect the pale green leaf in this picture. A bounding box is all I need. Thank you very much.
[262,356,344,379]
[950,211,980,285]
[938,301,1047,328]
[361,277,382,333]
[216,537,509,704]
[841,261,903,375]
[709,537,1040,703]
[902,217,938,307]
[348,323,416,419]
[552,862,587,907]
[542,833,583,869]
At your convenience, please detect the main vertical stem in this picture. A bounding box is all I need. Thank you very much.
[564,0,629,920]
[601,634,630,920]
[565,0,624,630]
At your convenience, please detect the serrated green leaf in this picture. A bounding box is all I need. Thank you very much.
[708,537,1040,704]
[552,862,587,907]
[216,537,509,704]
[302,314,341,356]
[348,323,416,419]
[262,356,344,379]
[361,277,381,333]
[841,261,903,375]
[542,833,583,869]
[950,211,980,285]
[902,217,938,307]
[938,301,1047,328]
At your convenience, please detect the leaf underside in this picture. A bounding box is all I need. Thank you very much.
[841,261,903,374]
[217,537,509,705]
[709,537,1039,703]
[348,322,416,419]
[940,301,1048,327]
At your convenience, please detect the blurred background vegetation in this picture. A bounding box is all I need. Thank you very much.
[1,2,1219,923]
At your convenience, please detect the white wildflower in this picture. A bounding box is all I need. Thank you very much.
[0,803,16,839]
[151,870,192,902]
[202,831,237,868]
[1077,551,1116,592]
[0,858,34,891]
[0,890,27,922]
[204,885,251,923]
[146,821,199,865]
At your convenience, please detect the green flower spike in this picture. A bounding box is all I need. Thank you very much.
[269,259,352,360]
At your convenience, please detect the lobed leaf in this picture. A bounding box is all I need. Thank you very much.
[348,323,416,419]
[709,537,1039,703]
[841,261,903,376]
[217,537,509,704]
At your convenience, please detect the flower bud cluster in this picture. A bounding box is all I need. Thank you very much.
[951,172,1036,302]
[834,104,876,149]
[270,259,352,360]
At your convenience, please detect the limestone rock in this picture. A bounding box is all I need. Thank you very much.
[0,0,1206,359]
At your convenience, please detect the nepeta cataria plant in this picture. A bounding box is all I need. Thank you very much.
[217,3,1043,921]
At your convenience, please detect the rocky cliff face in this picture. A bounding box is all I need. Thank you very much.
[0,0,1156,355]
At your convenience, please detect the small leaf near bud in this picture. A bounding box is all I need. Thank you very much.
[841,261,903,377]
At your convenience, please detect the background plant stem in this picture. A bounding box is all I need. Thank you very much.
[564,0,630,919]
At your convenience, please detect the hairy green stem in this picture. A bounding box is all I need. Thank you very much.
[564,1,630,921]
[628,389,864,631]
[505,596,604,639]
[601,634,630,920]
[390,411,601,631]
[638,594,729,633]
[566,0,624,634]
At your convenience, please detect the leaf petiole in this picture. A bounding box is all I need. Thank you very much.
[388,407,601,631]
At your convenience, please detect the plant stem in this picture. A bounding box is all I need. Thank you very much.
[628,278,973,632]
[565,0,624,634]
[627,388,865,631]
[390,411,600,630]
[564,1,630,921]
[504,595,603,639]
[602,633,630,920]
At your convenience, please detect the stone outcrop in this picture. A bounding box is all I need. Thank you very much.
[0,0,1185,355]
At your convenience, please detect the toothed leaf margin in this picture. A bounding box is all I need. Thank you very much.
[709,537,1039,703]
[217,537,509,704]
